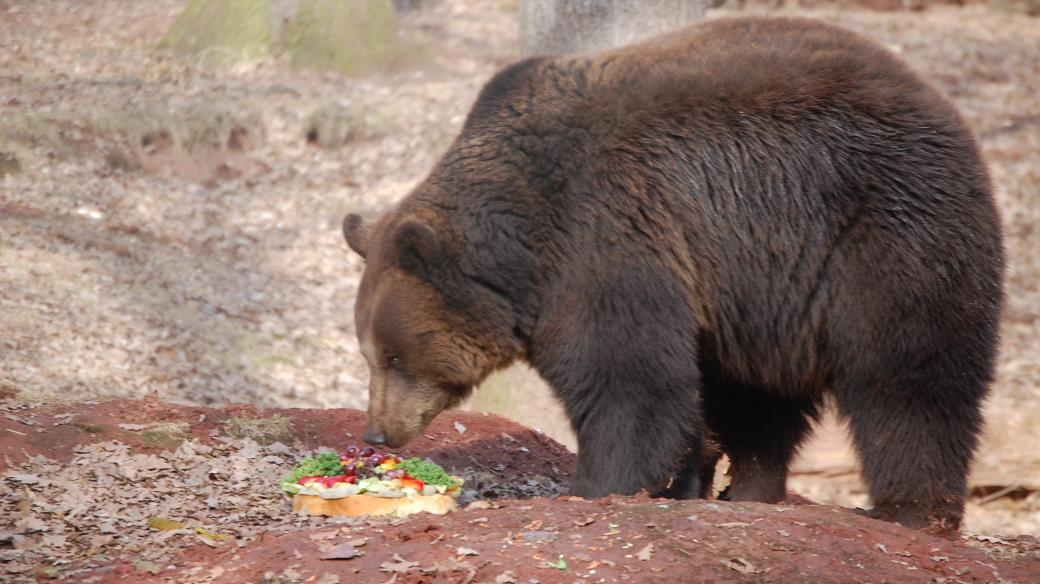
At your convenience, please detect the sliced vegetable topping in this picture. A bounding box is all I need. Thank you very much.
[282,446,461,497]
[400,478,424,491]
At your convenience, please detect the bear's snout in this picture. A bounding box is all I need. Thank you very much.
[362,427,387,446]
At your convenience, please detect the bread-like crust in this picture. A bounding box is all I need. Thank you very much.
[292,493,457,517]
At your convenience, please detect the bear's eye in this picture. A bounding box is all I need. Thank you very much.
[386,356,402,370]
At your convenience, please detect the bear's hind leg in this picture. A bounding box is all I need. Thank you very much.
[702,378,820,503]
[662,433,723,499]
[834,354,987,531]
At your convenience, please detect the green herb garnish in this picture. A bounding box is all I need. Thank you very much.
[398,457,456,487]
[280,452,343,493]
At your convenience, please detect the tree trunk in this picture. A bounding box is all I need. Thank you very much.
[519,0,708,55]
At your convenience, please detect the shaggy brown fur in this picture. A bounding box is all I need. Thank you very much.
[343,16,1004,531]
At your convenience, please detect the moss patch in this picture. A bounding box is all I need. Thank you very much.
[287,0,422,75]
[159,0,272,63]
[158,0,424,75]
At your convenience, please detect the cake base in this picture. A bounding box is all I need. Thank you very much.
[291,493,458,517]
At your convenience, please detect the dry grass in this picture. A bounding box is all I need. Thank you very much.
[141,420,190,445]
[222,414,295,445]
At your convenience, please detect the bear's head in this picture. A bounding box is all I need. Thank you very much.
[342,208,524,448]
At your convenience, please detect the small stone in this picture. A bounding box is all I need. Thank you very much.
[521,530,557,543]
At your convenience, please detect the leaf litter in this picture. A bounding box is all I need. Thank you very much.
[0,436,363,579]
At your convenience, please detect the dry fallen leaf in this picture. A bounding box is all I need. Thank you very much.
[135,560,163,575]
[636,543,654,561]
[194,527,230,541]
[5,473,40,485]
[148,517,186,531]
[309,530,340,541]
[380,553,420,573]
[456,546,479,556]
[15,516,49,534]
[453,421,467,434]
[35,565,61,579]
[722,558,759,575]
[421,557,476,576]
[320,543,358,560]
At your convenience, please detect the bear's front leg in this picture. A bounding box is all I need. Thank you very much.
[530,259,705,499]
[565,383,706,498]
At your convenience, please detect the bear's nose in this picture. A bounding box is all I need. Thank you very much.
[363,429,387,445]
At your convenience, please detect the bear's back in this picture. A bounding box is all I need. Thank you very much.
[526,18,995,389]
[574,17,957,133]
[433,17,1000,392]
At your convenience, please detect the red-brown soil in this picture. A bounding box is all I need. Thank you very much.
[2,399,1037,583]
[92,497,1040,583]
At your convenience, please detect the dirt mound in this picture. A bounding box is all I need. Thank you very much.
[2,399,1037,583]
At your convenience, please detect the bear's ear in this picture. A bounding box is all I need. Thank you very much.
[391,220,443,279]
[342,213,370,259]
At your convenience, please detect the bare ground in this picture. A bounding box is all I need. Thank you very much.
[1,0,1038,558]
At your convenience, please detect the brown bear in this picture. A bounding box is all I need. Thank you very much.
[342,16,1004,531]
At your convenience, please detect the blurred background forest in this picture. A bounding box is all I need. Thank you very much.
[1,0,1037,535]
